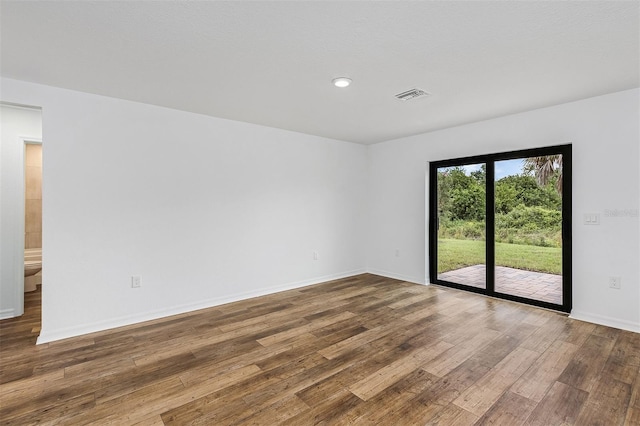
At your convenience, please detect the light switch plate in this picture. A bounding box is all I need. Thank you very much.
[583,213,600,225]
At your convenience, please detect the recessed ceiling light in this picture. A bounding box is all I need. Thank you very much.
[332,77,352,88]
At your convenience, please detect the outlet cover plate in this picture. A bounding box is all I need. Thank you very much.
[608,276,621,289]
[131,276,142,288]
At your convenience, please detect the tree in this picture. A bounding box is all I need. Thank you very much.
[437,167,486,221]
[450,186,485,221]
[522,155,563,195]
[470,164,486,185]
[495,174,561,214]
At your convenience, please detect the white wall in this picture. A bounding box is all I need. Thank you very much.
[368,88,640,332]
[0,78,367,342]
[0,105,42,319]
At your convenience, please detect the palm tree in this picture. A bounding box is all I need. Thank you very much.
[523,155,563,195]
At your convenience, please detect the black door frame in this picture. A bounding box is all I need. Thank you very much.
[428,144,572,313]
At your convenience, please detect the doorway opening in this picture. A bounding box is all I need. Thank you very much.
[428,145,572,312]
[24,141,43,292]
[0,103,43,337]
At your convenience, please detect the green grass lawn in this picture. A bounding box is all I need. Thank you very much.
[437,238,561,275]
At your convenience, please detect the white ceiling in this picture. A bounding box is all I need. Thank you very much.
[1,1,638,144]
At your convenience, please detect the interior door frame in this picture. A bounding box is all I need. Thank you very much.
[428,144,572,313]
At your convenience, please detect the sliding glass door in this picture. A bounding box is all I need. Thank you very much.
[429,145,571,312]
[435,163,487,290]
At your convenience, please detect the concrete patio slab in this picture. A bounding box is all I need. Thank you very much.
[437,265,562,305]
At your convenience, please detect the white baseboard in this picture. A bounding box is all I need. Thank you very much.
[366,268,425,285]
[36,269,367,344]
[569,310,640,333]
[0,308,16,320]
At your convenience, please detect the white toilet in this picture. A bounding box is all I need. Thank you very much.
[24,248,42,292]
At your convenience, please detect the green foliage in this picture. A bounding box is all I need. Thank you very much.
[438,218,485,240]
[470,164,486,185]
[523,155,563,195]
[449,186,485,221]
[496,205,561,230]
[494,175,560,214]
[435,158,565,276]
[436,164,562,249]
[494,228,562,248]
[495,205,562,247]
[437,167,486,222]
[438,216,561,248]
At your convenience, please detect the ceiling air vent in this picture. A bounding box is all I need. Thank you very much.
[395,88,430,101]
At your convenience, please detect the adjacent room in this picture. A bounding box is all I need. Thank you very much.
[1,1,638,424]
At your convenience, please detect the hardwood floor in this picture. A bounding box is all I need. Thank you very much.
[1,274,639,425]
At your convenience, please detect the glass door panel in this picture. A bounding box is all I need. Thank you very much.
[430,145,571,312]
[436,164,486,290]
[494,156,563,305]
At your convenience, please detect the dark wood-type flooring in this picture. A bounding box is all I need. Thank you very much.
[1,274,639,425]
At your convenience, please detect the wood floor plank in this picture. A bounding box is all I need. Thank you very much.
[355,368,440,424]
[0,389,96,425]
[415,358,492,407]
[604,330,640,385]
[400,401,479,426]
[282,391,362,425]
[94,352,200,404]
[482,302,531,334]
[169,391,252,425]
[575,376,632,426]
[387,290,440,309]
[467,333,521,369]
[401,293,478,322]
[1,276,638,425]
[131,415,166,426]
[556,318,597,346]
[317,339,420,391]
[130,325,226,367]
[95,365,260,425]
[557,332,617,392]
[179,363,262,389]
[511,339,579,401]
[295,373,353,408]
[453,346,540,416]
[626,369,640,425]
[501,320,540,342]
[475,391,538,425]
[519,314,568,353]
[162,368,277,424]
[347,340,452,401]
[625,407,640,426]
[317,321,405,360]
[64,351,137,379]
[234,394,310,425]
[0,368,64,400]
[524,381,589,425]
[64,376,186,425]
[240,356,351,409]
[256,311,356,346]
[422,327,503,377]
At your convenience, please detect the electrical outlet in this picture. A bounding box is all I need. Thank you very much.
[395,249,400,257]
[313,251,319,261]
[608,276,621,289]
[131,275,142,288]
